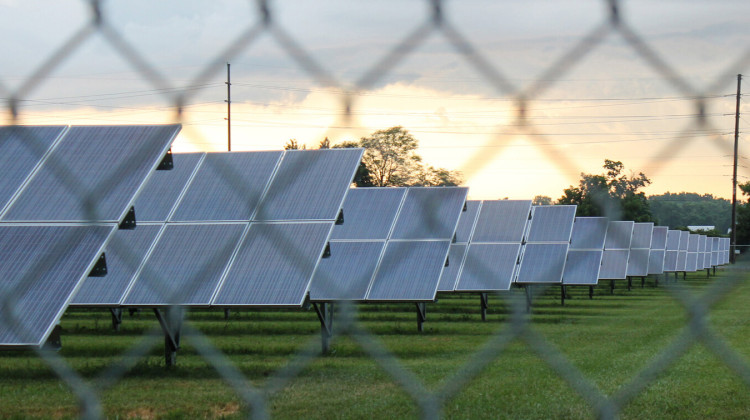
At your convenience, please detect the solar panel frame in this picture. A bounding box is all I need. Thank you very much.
[651,226,668,250]
[666,230,681,251]
[599,249,630,279]
[0,224,115,347]
[604,221,634,250]
[626,248,651,276]
[647,249,666,275]
[2,125,180,223]
[455,243,522,291]
[663,250,679,272]
[307,240,386,301]
[630,223,654,249]
[515,243,569,284]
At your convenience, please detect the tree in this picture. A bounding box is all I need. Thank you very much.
[649,192,730,231]
[735,182,750,248]
[284,139,306,150]
[532,195,553,206]
[558,159,655,221]
[340,126,461,187]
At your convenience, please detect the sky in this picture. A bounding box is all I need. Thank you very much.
[1,0,749,200]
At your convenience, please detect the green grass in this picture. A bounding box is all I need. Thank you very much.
[2,262,750,419]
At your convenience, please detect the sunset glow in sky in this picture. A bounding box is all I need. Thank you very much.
[2,0,749,200]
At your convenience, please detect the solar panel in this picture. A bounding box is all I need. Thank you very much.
[666,230,681,251]
[647,226,668,275]
[515,243,569,284]
[390,187,469,240]
[2,125,180,222]
[308,241,386,301]
[648,249,666,275]
[451,200,531,291]
[366,240,451,301]
[122,223,246,306]
[685,252,699,272]
[72,224,162,306]
[0,126,66,214]
[254,149,364,221]
[663,250,679,272]
[454,201,481,243]
[131,153,203,222]
[563,250,603,285]
[599,249,630,279]
[170,152,282,222]
[0,224,114,346]
[688,234,699,252]
[437,244,468,292]
[678,231,689,251]
[626,248,651,276]
[630,223,654,249]
[525,205,576,242]
[456,243,522,291]
[569,217,608,250]
[472,200,532,242]
[675,248,688,271]
[213,222,333,306]
[330,187,406,240]
[604,221,634,249]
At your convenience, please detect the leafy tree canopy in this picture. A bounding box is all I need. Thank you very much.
[558,159,654,221]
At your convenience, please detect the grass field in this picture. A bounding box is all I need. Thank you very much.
[2,260,750,419]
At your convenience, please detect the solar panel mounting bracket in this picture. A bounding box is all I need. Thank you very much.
[335,208,344,225]
[415,302,426,332]
[118,207,136,230]
[322,242,331,258]
[313,302,334,353]
[88,253,108,277]
[154,308,182,367]
[157,148,174,170]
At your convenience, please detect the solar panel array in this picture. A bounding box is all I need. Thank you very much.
[310,186,468,302]
[515,205,576,284]
[599,221,634,280]
[0,125,180,347]
[437,200,532,292]
[75,148,364,308]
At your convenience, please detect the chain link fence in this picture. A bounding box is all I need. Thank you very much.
[1,0,749,418]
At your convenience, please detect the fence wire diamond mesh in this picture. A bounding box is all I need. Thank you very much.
[1,0,749,419]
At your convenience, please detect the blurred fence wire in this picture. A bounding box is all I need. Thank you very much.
[2,0,750,419]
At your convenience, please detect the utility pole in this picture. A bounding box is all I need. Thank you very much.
[226,62,231,152]
[731,74,742,263]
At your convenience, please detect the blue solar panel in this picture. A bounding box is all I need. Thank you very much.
[570,217,608,250]
[72,224,162,306]
[630,223,653,249]
[3,125,180,222]
[254,149,364,221]
[647,249,666,275]
[171,152,282,222]
[390,187,468,240]
[455,243,521,291]
[454,200,480,243]
[472,200,531,243]
[563,250,603,285]
[213,222,333,306]
[626,249,650,276]
[666,230,681,251]
[366,240,450,301]
[122,223,246,306]
[663,250,678,272]
[310,241,385,300]
[515,243,569,284]
[0,224,114,346]
[437,244,467,291]
[688,234,700,252]
[651,227,668,250]
[685,252,699,272]
[330,187,406,240]
[0,126,66,214]
[599,249,630,279]
[525,205,576,243]
[605,221,633,250]
[132,153,203,222]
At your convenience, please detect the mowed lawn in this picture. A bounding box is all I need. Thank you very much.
[2,260,750,419]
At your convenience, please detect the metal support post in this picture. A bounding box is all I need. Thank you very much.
[641,276,645,288]
[415,302,427,332]
[110,308,122,332]
[479,293,489,321]
[589,286,594,299]
[525,285,532,313]
[43,324,62,351]
[561,285,566,306]
[313,302,334,354]
[610,279,615,295]
[154,307,183,367]
[627,277,632,291]
[224,308,230,320]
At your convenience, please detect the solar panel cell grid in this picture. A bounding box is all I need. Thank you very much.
[131,153,204,222]
[569,217,608,250]
[390,187,468,240]
[456,243,521,291]
[648,249,666,275]
[453,200,480,243]
[599,249,630,279]
[437,244,468,292]
[630,223,654,249]
[471,200,532,243]
[604,221,634,249]
[563,250,603,285]
[651,227,668,250]
[309,241,385,301]
[525,205,576,243]
[330,187,406,240]
[515,243,569,284]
